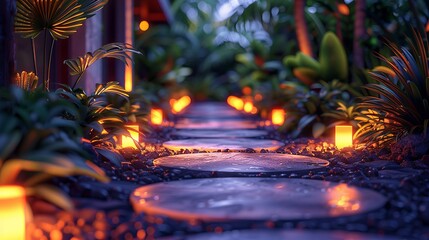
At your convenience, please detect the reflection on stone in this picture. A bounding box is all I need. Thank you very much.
[131,178,386,221]
[327,183,361,215]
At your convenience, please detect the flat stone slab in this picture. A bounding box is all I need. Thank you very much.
[160,229,401,240]
[154,153,329,173]
[175,119,257,130]
[181,103,242,118]
[130,178,387,221]
[172,129,268,138]
[162,138,283,151]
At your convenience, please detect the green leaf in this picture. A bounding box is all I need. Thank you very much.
[312,122,326,138]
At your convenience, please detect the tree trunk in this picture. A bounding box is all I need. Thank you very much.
[294,0,314,57]
[353,0,366,69]
[0,0,16,87]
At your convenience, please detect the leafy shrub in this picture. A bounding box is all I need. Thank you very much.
[282,80,357,137]
[356,31,429,146]
[0,87,108,210]
[56,82,139,166]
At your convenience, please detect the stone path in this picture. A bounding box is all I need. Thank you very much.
[159,229,401,240]
[131,178,386,221]
[162,138,284,152]
[172,129,268,138]
[132,102,390,239]
[154,152,329,174]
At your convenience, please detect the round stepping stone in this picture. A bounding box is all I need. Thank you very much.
[162,138,283,151]
[172,129,268,138]
[175,119,257,130]
[130,178,387,221]
[154,153,329,174]
[159,229,401,240]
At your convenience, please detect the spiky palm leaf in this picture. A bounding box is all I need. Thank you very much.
[15,0,108,40]
[64,43,141,88]
[65,43,141,76]
[14,71,39,91]
[356,31,429,146]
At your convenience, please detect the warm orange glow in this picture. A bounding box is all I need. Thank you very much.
[124,0,133,91]
[243,101,253,113]
[121,125,140,149]
[0,185,26,240]
[250,106,258,115]
[254,93,263,102]
[226,96,244,111]
[335,125,353,149]
[337,3,350,15]
[328,183,360,215]
[242,86,252,95]
[151,108,163,125]
[271,108,285,126]
[139,20,150,32]
[171,96,191,114]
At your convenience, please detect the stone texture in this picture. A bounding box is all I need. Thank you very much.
[162,138,284,152]
[154,152,329,173]
[172,129,268,138]
[131,178,387,222]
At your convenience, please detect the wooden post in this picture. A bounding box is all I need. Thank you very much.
[0,0,16,87]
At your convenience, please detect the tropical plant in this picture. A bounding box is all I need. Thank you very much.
[0,87,108,210]
[282,79,356,138]
[56,82,140,166]
[64,42,141,89]
[14,71,39,91]
[14,0,109,90]
[284,31,348,85]
[355,31,429,146]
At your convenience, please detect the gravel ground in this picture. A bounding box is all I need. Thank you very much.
[28,128,429,240]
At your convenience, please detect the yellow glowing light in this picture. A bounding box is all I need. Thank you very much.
[243,101,253,113]
[171,96,191,114]
[150,108,163,125]
[0,185,26,240]
[271,108,286,126]
[124,0,133,92]
[121,125,140,149]
[226,96,244,111]
[335,125,353,149]
[139,20,150,32]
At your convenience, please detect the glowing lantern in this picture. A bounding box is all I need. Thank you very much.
[335,125,353,149]
[0,186,26,240]
[271,108,285,126]
[171,96,191,114]
[150,108,163,125]
[121,125,140,149]
[243,100,253,113]
[139,20,150,32]
[226,96,244,111]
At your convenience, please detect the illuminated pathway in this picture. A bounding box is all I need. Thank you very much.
[131,102,397,239]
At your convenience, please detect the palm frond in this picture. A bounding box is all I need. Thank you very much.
[64,43,142,76]
[15,0,108,40]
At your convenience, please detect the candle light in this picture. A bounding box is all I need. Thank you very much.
[150,108,163,125]
[271,108,285,126]
[0,185,26,240]
[335,125,353,149]
[226,96,244,110]
[171,96,191,114]
[121,125,140,149]
[243,100,253,113]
